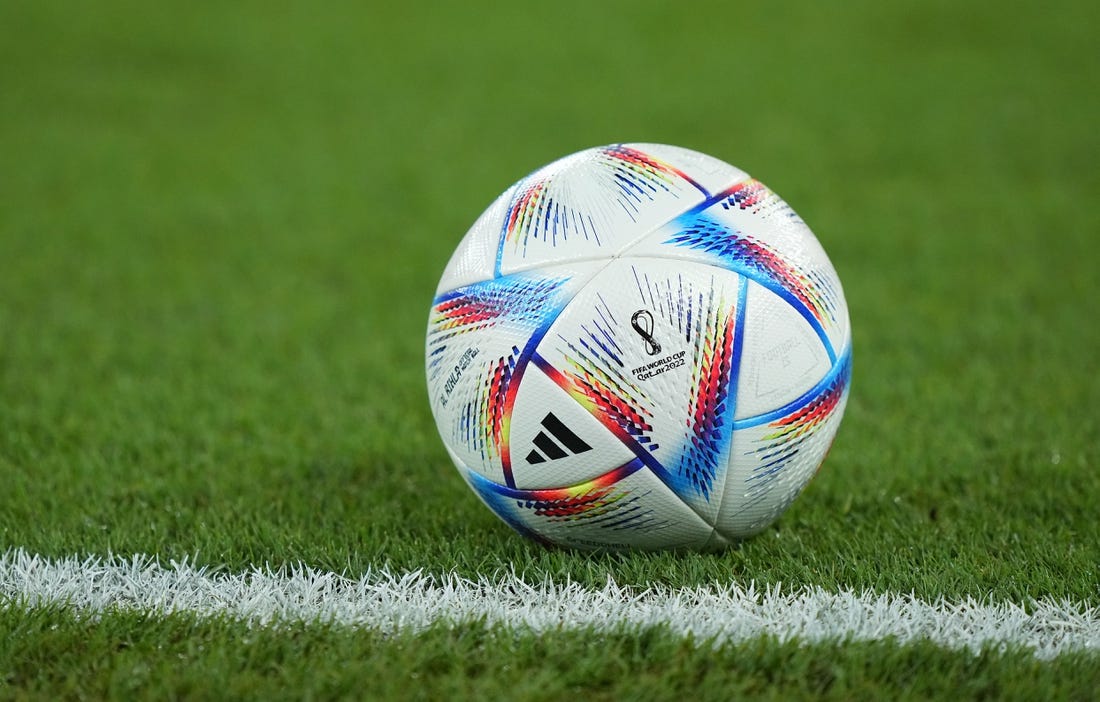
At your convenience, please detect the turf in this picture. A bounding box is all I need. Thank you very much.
[1,0,1098,698]
[3,609,1099,702]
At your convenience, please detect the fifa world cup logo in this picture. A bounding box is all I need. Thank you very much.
[631,309,662,356]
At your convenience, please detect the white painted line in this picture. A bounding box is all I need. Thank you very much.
[0,549,1096,659]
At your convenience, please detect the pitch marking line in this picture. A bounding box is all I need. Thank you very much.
[0,549,1096,659]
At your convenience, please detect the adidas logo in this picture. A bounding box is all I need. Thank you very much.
[525,412,592,464]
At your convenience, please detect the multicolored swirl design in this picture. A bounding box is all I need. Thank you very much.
[665,180,842,360]
[598,145,704,209]
[675,286,742,500]
[466,458,666,543]
[747,350,852,484]
[667,216,837,327]
[717,178,796,219]
[466,350,517,462]
[500,145,706,264]
[429,274,570,466]
[429,275,568,341]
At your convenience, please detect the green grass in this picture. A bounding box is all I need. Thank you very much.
[3,609,1099,702]
[1,0,1098,698]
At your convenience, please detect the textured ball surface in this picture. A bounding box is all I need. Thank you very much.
[425,144,851,550]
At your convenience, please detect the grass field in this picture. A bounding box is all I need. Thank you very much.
[2,0,1098,698]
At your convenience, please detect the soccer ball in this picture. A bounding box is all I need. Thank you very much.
[425,144,850,550]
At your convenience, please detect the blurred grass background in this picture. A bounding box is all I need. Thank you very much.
[1,0,1097,601]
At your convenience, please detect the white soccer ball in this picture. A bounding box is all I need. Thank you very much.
[425,144,851,550]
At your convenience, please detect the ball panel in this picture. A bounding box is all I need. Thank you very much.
[463,456,714,551]
[716,349,851,539]
[700,179,849,358]
[626,177,849,362]
[734,281,832,421]
[425,263,603,485]
[531,257,748,526]
[496,145,709,277]
[508,363,637,489]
